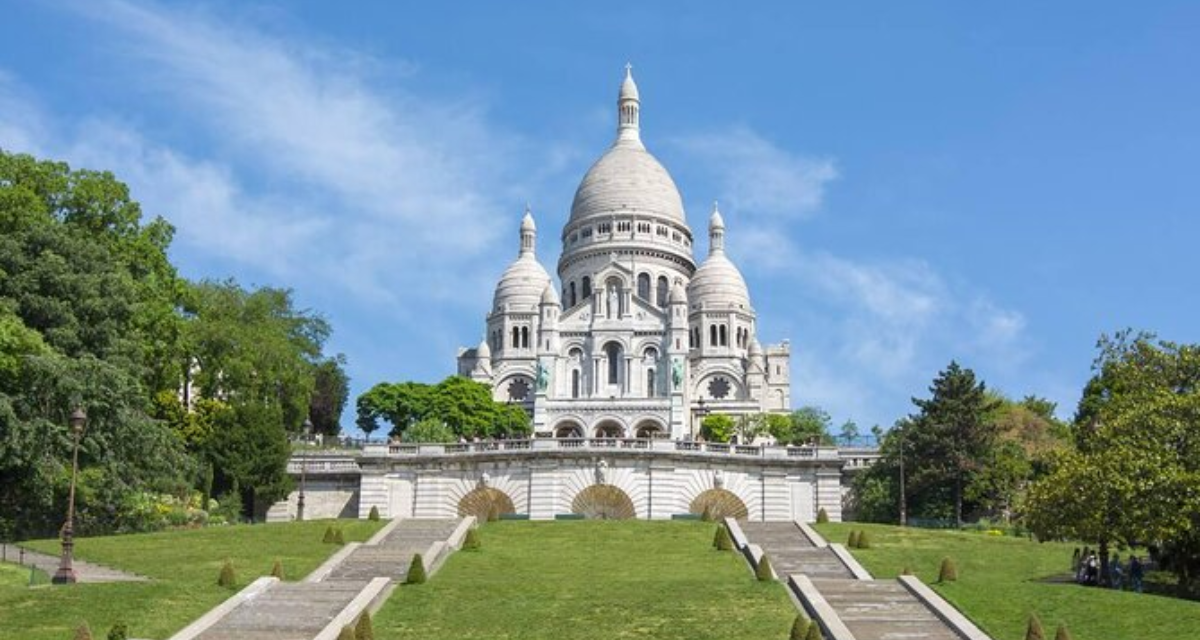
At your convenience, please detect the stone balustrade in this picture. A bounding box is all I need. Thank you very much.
[362,438,843,461]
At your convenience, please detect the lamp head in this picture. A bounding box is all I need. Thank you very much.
[69,408,87,434]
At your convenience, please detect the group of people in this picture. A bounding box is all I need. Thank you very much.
[1072,547,1145,593]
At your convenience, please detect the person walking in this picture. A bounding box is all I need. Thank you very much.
[1130,555,1144,593]
[1110,554,1124,590]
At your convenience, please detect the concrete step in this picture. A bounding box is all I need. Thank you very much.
[195,580,370,640]
[807,579,964,640]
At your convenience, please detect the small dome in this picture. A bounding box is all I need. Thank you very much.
[477,338,492,360]
[521,209,536,231]
[541,282,560,306]
[688,253,751,311]
[748,338,763,356]
[669,281,687,304]
[493,254,552,312]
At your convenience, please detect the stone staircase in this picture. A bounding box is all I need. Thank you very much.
[183,519,463,640]
[326,519,461,581]
[738,521,856,579]
[737,521,990,640]
[811,578,963,640]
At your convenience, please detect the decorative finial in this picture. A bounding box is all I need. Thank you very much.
[713,200,719,213]
[625,62,633,76]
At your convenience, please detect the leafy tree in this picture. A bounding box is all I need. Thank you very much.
[734,413,768,443]
[356,376,530,440]
[403,417,456,443]
[700,414,735,443]
[1027,331,1200,593]
[782,406,835,445]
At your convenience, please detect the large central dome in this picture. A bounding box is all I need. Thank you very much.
[568,140,687,225]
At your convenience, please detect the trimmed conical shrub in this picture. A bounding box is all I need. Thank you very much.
[714,525,734,551]
[790,614,811,640]
[406,553,427,584]
[804,620,824,640]
[217,560,236,588]
[270,559,284,579]
[338,626,356,640]
[463,527,481,551]
[354,611,375,640]
[1054,624,1073,640]
[323,525,336,543]
[75,623,93,640]
[106,623,128,640]
[700,505,714,522]
[755,554,775,581]
[847,530,860,548]
[368,506,380,521]
[1026,614,1046,640]
[938,557,958,583]
[816,507,829,524]
[857,531,872,549]
[333,528,346,545]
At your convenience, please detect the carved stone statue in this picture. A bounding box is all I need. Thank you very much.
[479,472,491,488]
[595,459,609,485]
[713,469,724,489]
[536,360,550,392]
[672,357,683,389]
[607,286,619,318]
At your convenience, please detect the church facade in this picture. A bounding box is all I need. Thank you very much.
[457,68,791,440]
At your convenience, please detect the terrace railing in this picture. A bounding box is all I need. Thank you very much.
[366,438,841,460]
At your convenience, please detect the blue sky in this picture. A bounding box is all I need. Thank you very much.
[2,1,1197,431]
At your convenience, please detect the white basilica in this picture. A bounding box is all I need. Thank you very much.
[457,68,791,439]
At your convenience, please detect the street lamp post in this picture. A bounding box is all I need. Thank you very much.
[898,426,908,527]
[297,418,312,521]
[694,398,709,440]
[53,408,86,585]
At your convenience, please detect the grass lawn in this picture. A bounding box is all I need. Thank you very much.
[815,521,1200,640]
[0,519,384,640]
[1,562,46,589]
[374,520,796,640]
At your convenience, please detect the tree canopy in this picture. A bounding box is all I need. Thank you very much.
[356,375,531,440]
[0,149,348,536]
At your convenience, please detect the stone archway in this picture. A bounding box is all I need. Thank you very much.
[689,488,749,520]
[593,419,625,439]
[457,487,516,520]
[554,420,585,438]
[571,485,636,520]
[634,419,665,439]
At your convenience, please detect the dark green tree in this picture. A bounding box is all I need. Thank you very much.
[309,356,349,436]
[907,361,1000,526]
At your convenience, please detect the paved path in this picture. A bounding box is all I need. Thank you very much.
[190,519,461,640]
[738,522,856,579]
[2,544,149,583]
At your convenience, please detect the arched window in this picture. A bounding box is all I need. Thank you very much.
[582,276,592,300]
[646,368,656,397]
[569,282,577,308]
[656,276,669,307]
[572,369,581,398]
[719,325,728,347]
[710,325,718,346]
[521,326,530,349]
[637,273,651,300]
[512,327,520,348]
[605,342,622,385]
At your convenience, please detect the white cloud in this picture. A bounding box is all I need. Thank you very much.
[672,126,837,220]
